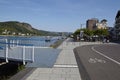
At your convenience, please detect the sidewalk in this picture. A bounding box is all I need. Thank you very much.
[21,38,82,80]
[20,38,104,80]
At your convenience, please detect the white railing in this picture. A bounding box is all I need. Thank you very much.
[0,39,35,65]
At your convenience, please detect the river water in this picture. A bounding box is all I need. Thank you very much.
[0,36,62,68]
[0,36,61,49]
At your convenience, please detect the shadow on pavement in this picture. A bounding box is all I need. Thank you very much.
[73,48,91,80]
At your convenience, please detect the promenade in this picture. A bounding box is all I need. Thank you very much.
[9,38,103,80]
[21,38,82,80]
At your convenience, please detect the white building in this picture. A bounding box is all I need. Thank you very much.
[96,19,107,29]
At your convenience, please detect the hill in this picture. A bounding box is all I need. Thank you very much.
[0,21,60,36]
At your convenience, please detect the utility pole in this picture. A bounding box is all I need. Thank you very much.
[80,23,85,40]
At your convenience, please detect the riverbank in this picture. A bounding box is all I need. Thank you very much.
[1,39,64,80]
[50,39,64,48]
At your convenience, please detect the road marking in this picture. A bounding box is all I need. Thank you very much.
[95,58,106,63]
[92,46,120,65]
[54,64,78,68]
[88,58,106,63]
[88,58,97,63]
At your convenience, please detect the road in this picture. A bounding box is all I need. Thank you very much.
[74,43,120,80]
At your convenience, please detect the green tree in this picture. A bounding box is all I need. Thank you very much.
[73,28,109,37]
[101,19,107,23]
[93,29,109,36]
[73,29,80,35]
[84,29,93,36]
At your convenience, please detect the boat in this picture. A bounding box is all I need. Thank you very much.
[45,36,51,42]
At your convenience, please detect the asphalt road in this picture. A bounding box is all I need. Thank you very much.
[74,43,120,80]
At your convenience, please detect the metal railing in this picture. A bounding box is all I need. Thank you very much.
[0,39,34,65]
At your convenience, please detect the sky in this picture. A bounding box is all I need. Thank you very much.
[0,0,119,32]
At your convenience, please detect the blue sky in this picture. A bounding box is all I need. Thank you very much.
[0,0,119,32]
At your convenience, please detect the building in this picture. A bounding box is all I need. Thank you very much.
[86,18,99,30]
[114,10,120,40]
[96,19,107,29]
[86,18,108,30]
[96,23,107,29]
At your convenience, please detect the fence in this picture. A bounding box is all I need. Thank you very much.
[0,39,34,65]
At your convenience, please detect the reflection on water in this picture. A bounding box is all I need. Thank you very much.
[0,36,62,68]
[0,36,62,49]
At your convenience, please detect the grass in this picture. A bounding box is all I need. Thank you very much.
[50,39,64,48]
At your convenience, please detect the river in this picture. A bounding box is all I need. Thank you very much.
[0,36,62,49]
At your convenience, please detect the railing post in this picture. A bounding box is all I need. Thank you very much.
[13,40,15,47]
[17,40,19,46]
[5,39,8,63]
[23,46,25,65]
[11,40,13,47]
[32,46,34,62]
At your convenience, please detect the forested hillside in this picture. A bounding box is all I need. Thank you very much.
[0,21,60,36]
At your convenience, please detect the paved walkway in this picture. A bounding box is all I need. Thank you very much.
[20,38,81,80]
[20,38,104,80]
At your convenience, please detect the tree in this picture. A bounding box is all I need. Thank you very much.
[84,29,93,36]
[93,29,109,36]
[73,29,80,35]
[73,28,109,37]
[101,19,107,23]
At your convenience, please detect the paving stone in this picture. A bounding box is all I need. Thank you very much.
[22,38,104,80]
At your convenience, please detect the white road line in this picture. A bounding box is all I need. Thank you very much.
[91,46,120,65]
[54,64,78,68]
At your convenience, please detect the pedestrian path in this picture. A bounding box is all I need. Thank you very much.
[20,38,81,80]
[20,38,105,80]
